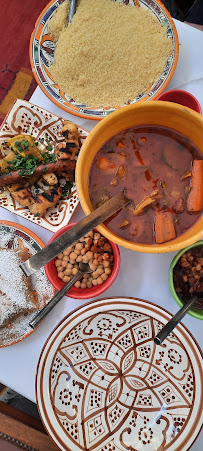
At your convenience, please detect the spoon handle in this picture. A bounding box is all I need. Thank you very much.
[154,296,197,345]
[68,0,77,23]
[29,271,82,329]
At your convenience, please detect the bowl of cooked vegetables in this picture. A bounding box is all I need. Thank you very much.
[45,223,120,299]
[76,101,203,253]
[169,241,203,319]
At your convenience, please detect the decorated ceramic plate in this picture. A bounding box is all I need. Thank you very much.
[30,0,179,121]
[0,221,54,347]
[0,99,88,232]
[36,297,202,451]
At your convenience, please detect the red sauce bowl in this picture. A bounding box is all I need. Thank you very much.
[157,89,202,114]
[45,222,120,299]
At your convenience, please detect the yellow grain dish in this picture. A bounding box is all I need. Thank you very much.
[48,0,173,108]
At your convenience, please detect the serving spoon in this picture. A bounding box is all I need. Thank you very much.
[20,190,130,277]
[68,0,77,23]
[154,295,199,345]
[29,262,92,329]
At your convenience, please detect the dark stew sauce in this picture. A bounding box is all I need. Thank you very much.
[88,126,203,245]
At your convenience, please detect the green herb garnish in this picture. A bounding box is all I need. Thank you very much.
[61,182,73,199]
[7,154,40,176]
[41,152,56,163]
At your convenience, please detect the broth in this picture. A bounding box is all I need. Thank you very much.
[88,126,203,245]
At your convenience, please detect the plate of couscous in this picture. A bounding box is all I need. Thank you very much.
[30,0,179,120]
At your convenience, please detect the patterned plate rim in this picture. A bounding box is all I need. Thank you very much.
[0,220,54,347]
[29,0,179,121]
[35,296,203,451]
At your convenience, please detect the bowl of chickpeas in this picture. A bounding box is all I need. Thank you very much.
[45,223,120,299]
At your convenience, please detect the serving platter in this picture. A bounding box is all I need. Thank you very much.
[0,221,54,347]
[30,0,179,121]
[0,99,89,232]
[36,297,203,451]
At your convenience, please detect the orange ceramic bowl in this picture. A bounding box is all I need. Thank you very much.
[76,101,203,254]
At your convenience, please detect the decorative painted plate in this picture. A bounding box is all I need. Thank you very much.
[30,0,179,121]
[0,99,88,231]
[36,297,203,451]
[0,221,54,347]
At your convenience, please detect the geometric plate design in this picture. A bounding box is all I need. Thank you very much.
[36,297,203,451]
[0,99,89,231]
[30,0,179,121]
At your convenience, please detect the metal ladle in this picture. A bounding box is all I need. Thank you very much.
[29,262,92,329]
[154,295,198,345]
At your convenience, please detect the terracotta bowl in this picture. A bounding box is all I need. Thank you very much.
[45,223,120,300]
[76,101,203,253]
[157,89,202,114]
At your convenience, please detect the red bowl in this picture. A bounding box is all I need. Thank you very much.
[45,222,120,300]
[157,89,202,114]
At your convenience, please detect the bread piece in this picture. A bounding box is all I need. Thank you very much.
[0,248,37,327]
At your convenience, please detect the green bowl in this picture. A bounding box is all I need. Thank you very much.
[169,240,203,320]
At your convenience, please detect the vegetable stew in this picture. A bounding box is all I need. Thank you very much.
[88,126,203,244]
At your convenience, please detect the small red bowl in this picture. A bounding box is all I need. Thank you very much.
[45,222,120,300]
[157,89,202,114]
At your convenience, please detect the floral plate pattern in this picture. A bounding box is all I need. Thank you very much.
[36,297,203,451]
[0,221,54,347]
[30,0,179,121]
[0,99,89,231]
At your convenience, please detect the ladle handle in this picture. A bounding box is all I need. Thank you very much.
[20,190,129,277]
[154,296,197,345]
[29,271,82,329]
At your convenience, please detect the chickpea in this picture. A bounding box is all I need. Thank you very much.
[55,259,62,267]
[105,267,111,275]
[58,271,64,279]
[103,260,110,268]
[63,247,72,255]
[62,255,69,261]
[92,271,98,279]
[93,259,99,266]
[87,281,93,288]
[61,260,67,267]
[81,282,87,289]
[62,275,70,283]
[101,273,108,281]
[64,268,72,276]
[72,267,78,275]
[97,277,103,285]
[81,248,86,255]
[75,242,83,250]
[76,255,83,262]
[89,263,96,271]
[67,263,73,269]
[85,251,93,260]
[94,233,101,240]
[96,267,104,276]
[92,279,98,286]
[74,248,81,255]
[58,253,63,259]
[74,281,81,288]
[70,251,77,260]
[69,259,75,265]
[57,265,63,273]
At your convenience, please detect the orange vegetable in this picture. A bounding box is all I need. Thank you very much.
[154,211,176,244]
[116,140,125,148]
[187,160,203,212]
[97,157,109,170]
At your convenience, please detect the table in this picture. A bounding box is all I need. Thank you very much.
[0,19,202,450]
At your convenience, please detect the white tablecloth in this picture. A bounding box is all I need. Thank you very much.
[0,19,202,450]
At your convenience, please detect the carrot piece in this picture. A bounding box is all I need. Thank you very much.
[97,157,109,170]
[187,160,203,212]
[154,211,176,244]
[116,140,125,148]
